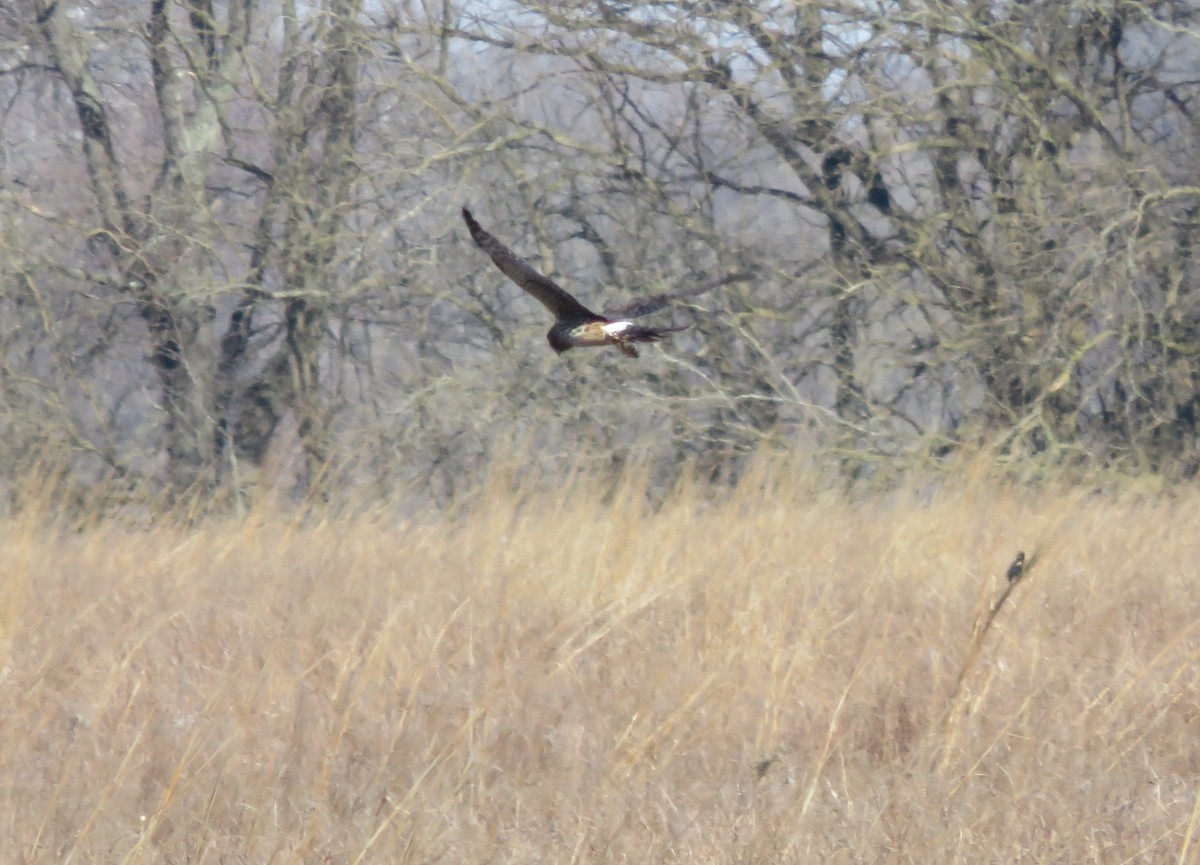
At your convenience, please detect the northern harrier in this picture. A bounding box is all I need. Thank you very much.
[463,207,740,358]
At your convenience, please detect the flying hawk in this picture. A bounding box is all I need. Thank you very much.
[463,207,739,358]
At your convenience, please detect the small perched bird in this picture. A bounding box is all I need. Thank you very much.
[463,207,741,358]
[1006,551,1026,582]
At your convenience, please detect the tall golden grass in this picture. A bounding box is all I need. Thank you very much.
[2,461,1199,863]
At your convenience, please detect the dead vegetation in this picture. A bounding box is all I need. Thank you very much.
[2,463,1198,863]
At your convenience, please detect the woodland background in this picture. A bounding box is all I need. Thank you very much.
[2,0,1200,504]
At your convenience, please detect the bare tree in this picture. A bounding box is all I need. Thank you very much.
[440,0,1200,476]
[3,0,1200,506]
[6,0,368,496]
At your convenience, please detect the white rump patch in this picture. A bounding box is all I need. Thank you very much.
[602,320,634,335]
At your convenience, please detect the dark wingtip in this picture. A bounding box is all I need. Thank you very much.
[462,207,483,245]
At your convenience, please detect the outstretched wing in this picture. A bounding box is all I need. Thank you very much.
[602,271,753,320]
[463,208,599,322]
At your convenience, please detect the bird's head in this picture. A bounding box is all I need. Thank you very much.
[547,328,572,354]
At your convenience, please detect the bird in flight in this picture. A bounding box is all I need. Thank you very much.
[463,207,740,358]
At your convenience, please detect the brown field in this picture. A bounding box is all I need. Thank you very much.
[3,464,1199,864]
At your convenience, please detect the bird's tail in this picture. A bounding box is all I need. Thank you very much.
[623,323,690,343]
[612,323,690,358]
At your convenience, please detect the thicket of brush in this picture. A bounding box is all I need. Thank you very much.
[3,461,1198,863]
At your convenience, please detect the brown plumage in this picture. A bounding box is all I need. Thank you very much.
[463,207,741,358]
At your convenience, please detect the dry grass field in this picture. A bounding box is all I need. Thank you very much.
[3,463,1199,864]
